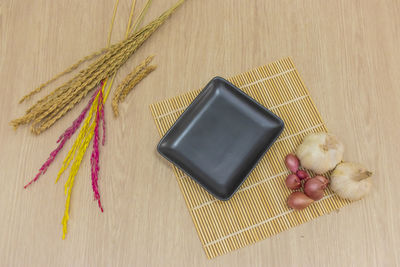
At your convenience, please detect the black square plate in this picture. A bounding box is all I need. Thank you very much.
[157,77,284,200]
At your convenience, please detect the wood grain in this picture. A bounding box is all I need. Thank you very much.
[0,0,399,266]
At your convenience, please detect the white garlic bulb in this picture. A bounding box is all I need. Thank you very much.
[296,132,344,174]
[331,162,372,200]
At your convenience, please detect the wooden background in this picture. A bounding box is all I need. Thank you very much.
[1,0,399,266]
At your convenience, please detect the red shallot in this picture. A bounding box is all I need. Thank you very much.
[314,175,329,188]
[285,174,301,190]
[287,192,314,210]
[285,153,299,173]
[296,170,309,180]
[304,178,325,200]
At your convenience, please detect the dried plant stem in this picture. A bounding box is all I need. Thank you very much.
[120,65,156,102]
[112,56,155,116]
[126,0,137,34]
[11,0,186,134]
[112,56,153,106]
[61,0,123,238]
[106,0,120,48]
[131,0,153,33]
[19,47,110,104]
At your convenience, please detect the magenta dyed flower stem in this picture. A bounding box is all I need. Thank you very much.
[90,88,104,212]
[24,83,103,189]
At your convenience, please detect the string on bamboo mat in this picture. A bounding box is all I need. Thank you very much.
[18,0,187,239]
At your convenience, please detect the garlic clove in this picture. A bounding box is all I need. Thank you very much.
[331,162,373,201]
[296,132,344,174]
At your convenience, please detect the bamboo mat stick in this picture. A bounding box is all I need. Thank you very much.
[149,57,351,258]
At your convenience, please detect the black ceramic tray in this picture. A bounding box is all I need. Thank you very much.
[157,77,284,200]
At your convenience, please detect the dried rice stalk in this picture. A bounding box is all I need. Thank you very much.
[112,55,155,116]
[11,0,185,134]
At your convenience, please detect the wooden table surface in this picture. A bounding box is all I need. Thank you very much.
[1,0,399,266]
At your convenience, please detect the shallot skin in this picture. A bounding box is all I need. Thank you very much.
[314,175,329,188]
[285,174,301,190]
[304,178,325,200]
[287,192,314,210]
[296,170,309,180]
[285,154,300,173]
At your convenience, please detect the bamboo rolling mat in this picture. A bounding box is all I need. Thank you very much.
[149,57,351,258]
